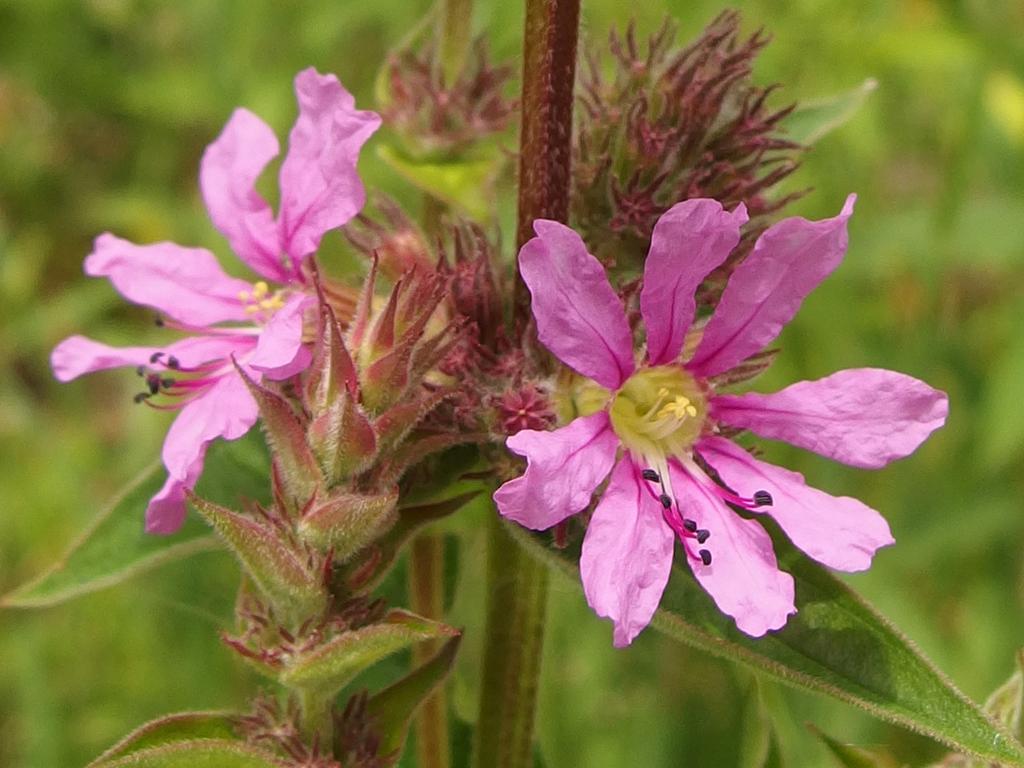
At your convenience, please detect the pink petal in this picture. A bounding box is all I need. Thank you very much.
[200,108,287,283]
[689,194,857,377]
[277,68,381,263]
[493,411,619,531]
[51,334,253,382]
[641,200,748,365]
[248,293,314,379]
[84,234,254,326]
[145,467,200,535]
[519,220,635,389]
[712,368,948,469]
[161,373,259,482]
[580,458,675,647]
[698,436,894,572]
[669,462,796,637]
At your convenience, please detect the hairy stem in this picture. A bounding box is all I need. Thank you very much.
[299,688,333,750]
[408,534,450,768]
[472,516,550,768]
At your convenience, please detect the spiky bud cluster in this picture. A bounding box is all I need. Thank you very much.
[574,11,804,291]
[382,38,517,157]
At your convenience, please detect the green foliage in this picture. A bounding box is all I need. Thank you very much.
[510,522,1024,766]
[88,713,242,766]
[786,79,879,146]
[91,740,285,768]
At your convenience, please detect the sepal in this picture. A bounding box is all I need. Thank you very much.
[187,493,326,622]
[298,487,399,560]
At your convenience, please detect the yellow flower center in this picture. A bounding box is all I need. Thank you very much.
[608,365,707,461]
[238,281,286,318]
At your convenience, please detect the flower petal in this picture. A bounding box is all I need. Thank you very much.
[249,293,314,379]
[689,194,857,377]
[670,462,796,637]
[51,334,253,382]
[145,467,200,535]
[84,233,255,326]
[712,368,948,469]
[641,200,748,365]
[493,411,618,531]
[519,220,635,389]
[161,372,259,482]
[277,67,381,263]
[698,436,894,572]
[580,458,675,647]
[199,108,287,282]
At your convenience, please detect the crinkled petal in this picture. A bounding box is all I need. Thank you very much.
[669,462,796,637]
[161,372,259,482]
[580,457,675,647]
[493,411,618,530]
[51,334,253,382]
[642,200,748,365]
[519,220,635,389]
[278,67,381,263]
[689,194,857,377]
[249,293,314,379]
[84,233,254,325]
[145,465,201,535]
[698,436,894,572]
[199,108,287,282]
[712,368,948,469]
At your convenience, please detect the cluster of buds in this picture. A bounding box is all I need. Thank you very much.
[573,11,804,294]
[381,37,517,158]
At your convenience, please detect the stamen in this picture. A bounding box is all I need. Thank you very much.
[167,356,180,369]
[659,493,672,508]
[135,365,145,376]
[753,490,773,507]
[683,519,697,533]
[641,469,660,482]
[146,374,161,395]
[695,529,710,544]
[133,392,150,404]
[149,352,164,364]
[698,549,712,566]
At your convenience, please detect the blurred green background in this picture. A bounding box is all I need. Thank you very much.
[1,0,1023,766]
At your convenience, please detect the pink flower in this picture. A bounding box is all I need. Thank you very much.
[494,196,948,646]
[51,68,381,534]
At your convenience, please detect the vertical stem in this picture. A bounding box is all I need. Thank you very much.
[438,0,473,86]
[298,688,333,748]
[473,2,580,765]
[408,534,450,768]
[472,517,550,768]
[513,0,582,314]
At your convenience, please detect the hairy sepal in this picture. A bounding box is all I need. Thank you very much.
[298,487,399,561]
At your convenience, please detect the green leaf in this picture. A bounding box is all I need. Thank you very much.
[3,434,269,608]
[786,79,878,145]
[90,739,285,767]
[88,712,241,766]
[280,609,459,696]
[366,634,462,755]
[377,143,499,221]
[508,522,1024,766]
[808,724,901,768]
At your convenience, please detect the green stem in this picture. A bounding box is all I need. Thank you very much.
[408,533,450,768]
[437,0,473,87]
[298,687,333,748]
[472,516,550,768]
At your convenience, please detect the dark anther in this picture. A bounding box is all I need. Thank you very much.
[149,352,164,363]
[154,315,165,327]
[698,549,712,566]
[754,490,773,507]
[135,365,145,376]
[659,493,672,508]
[133,392,150,404]
[695,529,710,544]
[146,374,161,395]
[641,468,660,482]
[161,378,175,389]
[683,519,698,533]
[166,356,180,369]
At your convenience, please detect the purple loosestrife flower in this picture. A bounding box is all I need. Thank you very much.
[51,68,381,534]
[494,196,948,646]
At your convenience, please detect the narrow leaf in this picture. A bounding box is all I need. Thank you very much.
[280,609,458,695]
[786,79,878,145]
[91,739,285,767]
[88,712,241,766]
[508,523,1024,766]
[3,435,268,608]
[808,724,901,768]
[366,634,462,755]
[298,488,399,560]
